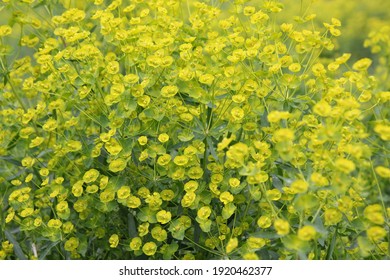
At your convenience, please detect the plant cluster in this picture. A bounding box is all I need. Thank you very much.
[0,0,389,260]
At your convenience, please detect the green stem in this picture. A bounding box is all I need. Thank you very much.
[326,224,338,260]
[183,235,224,258]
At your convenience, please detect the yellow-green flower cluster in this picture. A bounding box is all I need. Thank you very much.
[0,0,388,260]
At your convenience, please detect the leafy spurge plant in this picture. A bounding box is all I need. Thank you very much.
[0,0,389,260]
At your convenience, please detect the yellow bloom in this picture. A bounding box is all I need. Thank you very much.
[117,186,131,200]
[145,192,162,210]
[211,173,223,184]
[197,206,212,220]
[375,166,390,178]
[110,83,125,96]
[56,201,69,212]
[274,219,290,235]
[352,58,372,71]
[243,6,256,16]
[378,91,390,102]
[335,158,355,174]
[157,154,171,166]
[124,73,139,84]
[74,199,88,213]
[138,187,150,198]
[158,133,169,143]
[107,61,120,74]
[173,155,189,166]
[231,107,245,121]
[126,196,141,208]
[324,208,342,225]
[328,62,340,72]
[64,237,79,252]
[199,73,215,85]
[5,210,15,224]
[29,136,44,148]
[161,85,178,98]
[266,189,282,200]
[243,80,258,92]
[364,204,385,225]
[63,222,74,234]
[335,53,351,64]
[229,178,240,188]
[281,23,293,33]
[179,67,195,81]
[257,216,272,228]
[156,210,171,224]
[72,181,83,197]
[1,241,13,254]
[47,219,62,229]
[311,172,329,187]
[225,238,238,254]
[246,237,266,249]
[21,157,35,168]
[137,223,150,236]
[108,158,127,172]
[250,11,269,24]
[160,189,175,201]
[138,136,148,146]
[142,242,157,256]
[313,100,332,117]
[187,166,204,179]
[180,113,193,122]
[0,25,12,37]
[109,234,119,248]
[247,171,269,184]
[367,226,387,242]
[100,189,115,203]
[290,179,309,193]
[297,225,317,241]
[181,192,196,207]
[231,94,245,104]
[105,138,123,155]
[151,226,167,242]
[267,111,291,123]
[42,118,57,131]
[146,55,161,68]
[273,128,295,142]
[243,252,259,260]
[288,62,301,72]
[184,180,199,192]
[129,237,142,251]
[138,150,148,162]
[20,208,34,217]
[25,173,33,183]
[374,124,390,141]
[226,142,249,166]
[219,191,234,205]
[0,250,6,260]
[66,140,82,152]
[85,185,99,193]
[329,27,341,37]
[83,169,100,183]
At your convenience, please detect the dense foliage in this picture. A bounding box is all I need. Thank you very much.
[0,0,389,260]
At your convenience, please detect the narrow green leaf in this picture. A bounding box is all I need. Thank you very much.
[7,133,20,150]
[4,229,27,260]
[127,213,137,238]
[326,225,338,260]
[206,137,220,163]
[39,241,60,260]
[0,156,22,167]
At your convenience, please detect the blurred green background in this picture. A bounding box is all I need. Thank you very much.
[280,0,390,59]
